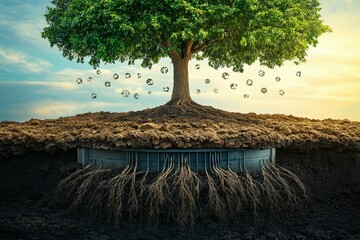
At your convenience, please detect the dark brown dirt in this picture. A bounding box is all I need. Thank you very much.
[0,149,359,240]
[1,105,359,158]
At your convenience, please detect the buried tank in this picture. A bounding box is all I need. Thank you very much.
[77,148,276,174]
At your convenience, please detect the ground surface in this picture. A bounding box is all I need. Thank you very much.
[1,105,360,158]
[1,106,360,239]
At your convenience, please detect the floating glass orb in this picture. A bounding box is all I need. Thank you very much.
[91,93,97,99]
[195,64,200,69]
[214,88,219,93]
[261,87,267,94]
[121,90,130,97]
[230,83,238,90]
[163,86,170,92]
[125,73,131,79]
[296,71,301,77]
[105,81,111,87]
[160,67,168,74]
[222,72,229,80]
[113,73,119,80]
[258,70,265,77]
[204,78,211,84]
[244,94,249,99]
[279,90,285,96]
[87,77,93,82]
[134,93,140,99]
[196,89,201,94]
[96,70,101,75]
[275,76,281,82]
[76,78,83,84]
[137,73,142,78]
[246,79,253,86]
[147,91,152,94]
[146,78,154,85]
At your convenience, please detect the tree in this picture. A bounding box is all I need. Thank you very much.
[42,0,330,106]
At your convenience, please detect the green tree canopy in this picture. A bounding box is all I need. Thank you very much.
[42,0,331,105]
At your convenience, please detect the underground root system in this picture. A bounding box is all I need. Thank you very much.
[54,159,309,226]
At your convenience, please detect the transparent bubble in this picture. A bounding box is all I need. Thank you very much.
[137,73,142,78]
[279,90,285,96]
[214,88,219,93]
[121,90,130,97]
[134,93,140,99]
[147,91,152,94]
[87,77,93,82]
[204,78,211,84]
[96,70,101,75]
[160,67,168,74]
[230,83,238,90]
[146,78,154,85]
[196,89,201,94]
[105,81,111,87]
[275,76,281,82]
[91,93,97,99]
[222,72,229,80]
[163,86,170,92]
[125,73,131,79]
[113,73,119,80]
[195,64,200,69]
[261,87,267,94]
[246,79,253,86]
[76,78,83,84]
[296,71,301,77]
[244,94,249,99]
[258,70,265,77]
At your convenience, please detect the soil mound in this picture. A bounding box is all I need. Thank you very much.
[1,104,359,157]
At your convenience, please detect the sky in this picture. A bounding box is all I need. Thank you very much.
[0,0,360,122]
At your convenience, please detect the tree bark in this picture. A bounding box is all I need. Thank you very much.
[166,55,193,106]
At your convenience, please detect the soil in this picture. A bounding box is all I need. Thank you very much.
[1,105,360,239]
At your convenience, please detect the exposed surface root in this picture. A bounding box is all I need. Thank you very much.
[55,162,309,225]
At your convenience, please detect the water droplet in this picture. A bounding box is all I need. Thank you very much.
[105,81,111,87]
[222,72,229,80]
[160,67,168,74]
[196,89,201,94]
[296,71,301,77]
[146,78,154,85]
[275,76,281,82]
[96,70,101,75]
[214,88,219,93]
[195,64,200,69]
[113,73,119,80]
[258,70,265,77]
[125,73,131,79]
[91,93,97,99]
[244,94,249,99]
[261,87,267,94]
[121,90,130,97]
[134,93,140,99]
[87,77,93,82]
[279,90,285,96]
[230,83,238,90]
[137,73,142,78]
[76,78,83,84]
[246,79,253,86]
[147,91,152,94]
[204,78,211,84]
[163,86,170,92]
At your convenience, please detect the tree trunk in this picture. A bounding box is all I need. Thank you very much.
[166,56,193,106]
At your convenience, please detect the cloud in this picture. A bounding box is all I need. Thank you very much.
[0,48,52,73]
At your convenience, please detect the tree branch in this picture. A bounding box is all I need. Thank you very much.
[191,40,209,54]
